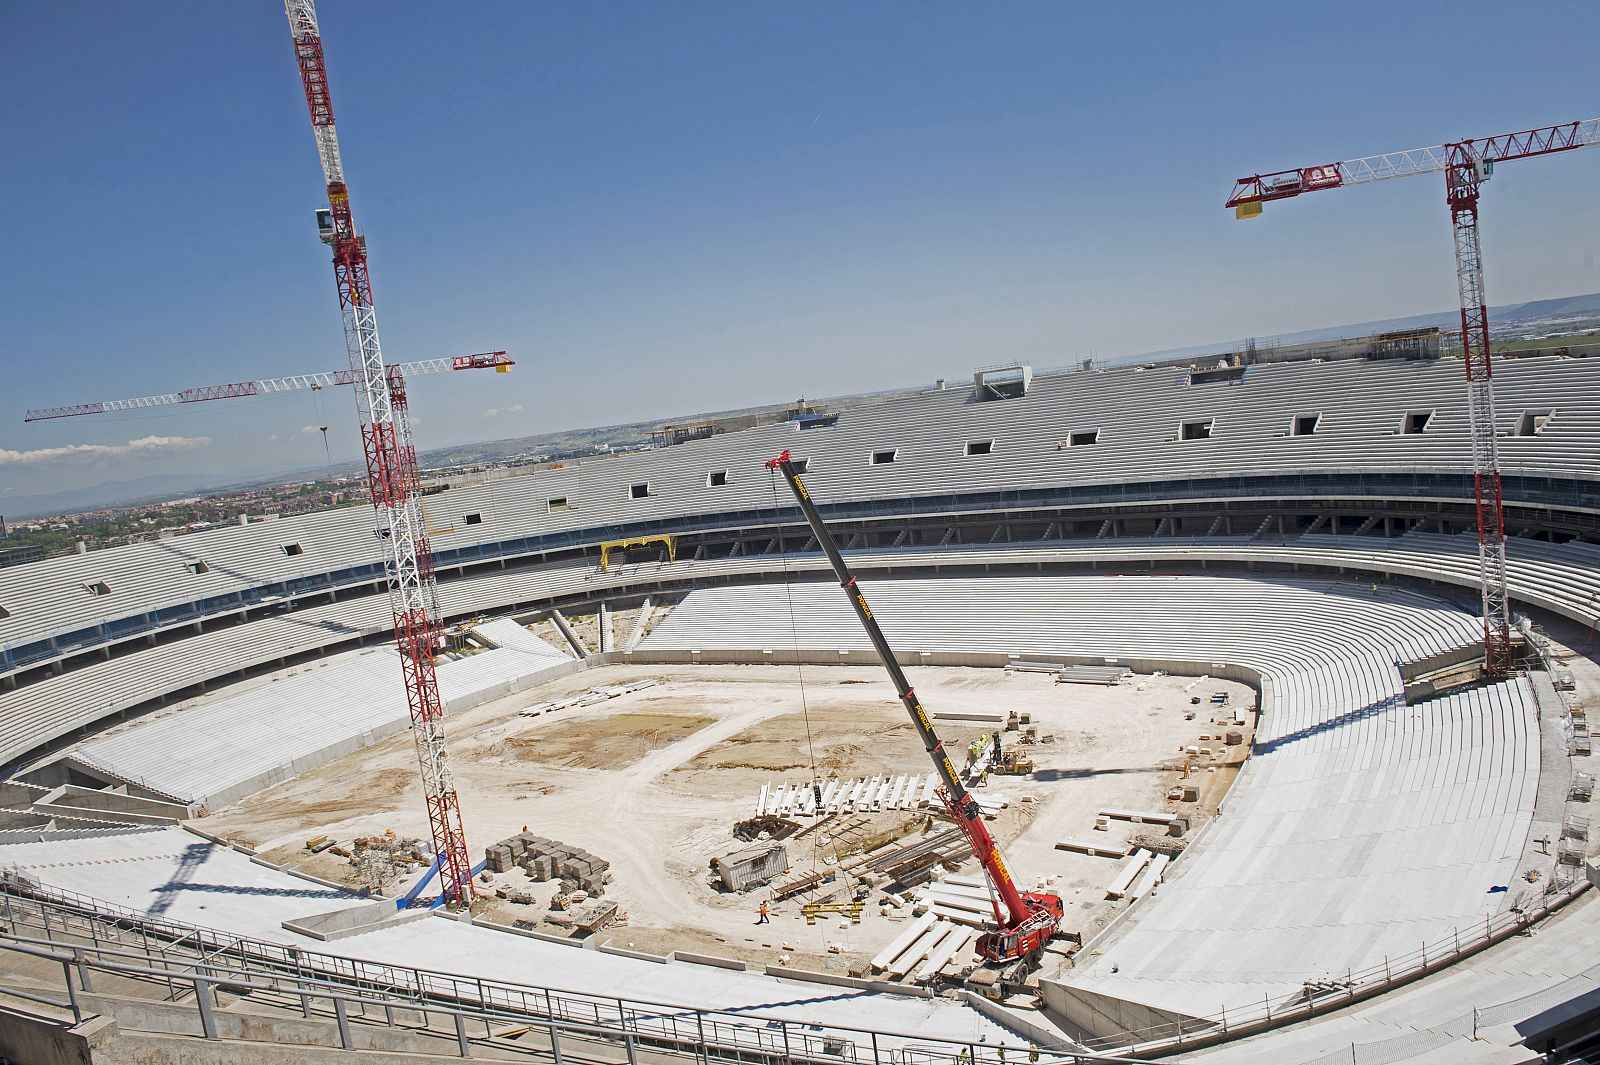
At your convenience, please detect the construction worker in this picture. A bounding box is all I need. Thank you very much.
[1028,1044,1040,1063]
[757,900,770,924]
[958,1048,971,1065]
[997,1046,1007,1065]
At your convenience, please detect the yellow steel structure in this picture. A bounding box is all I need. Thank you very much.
[597,534,677,572]
[802,900,864,925]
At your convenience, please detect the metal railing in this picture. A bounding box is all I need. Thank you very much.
[0,875,1142,1065]
[3,866,1591,1062]
[1065,873,1591,1057]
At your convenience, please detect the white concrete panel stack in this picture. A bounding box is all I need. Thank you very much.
[915,925,976,983]
[753,773,939,815]
[869,912,936,973]
[1105,850,1154,901]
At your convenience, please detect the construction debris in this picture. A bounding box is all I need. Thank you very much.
[857,826,973,892]
[1129,833,1188,858]
[772,869,835,901]
[732,815,801,841]
[1054,664,1133,686]
[520,679,658,718]
[349,830,426,894]
[485,834,611,896]
[548,899,621,934]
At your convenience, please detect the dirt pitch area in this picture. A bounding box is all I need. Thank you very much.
[203,663,1254,972]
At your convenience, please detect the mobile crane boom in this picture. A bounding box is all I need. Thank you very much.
[765,450,1062,963]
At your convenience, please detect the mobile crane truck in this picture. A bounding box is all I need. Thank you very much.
[766,450,1063,966]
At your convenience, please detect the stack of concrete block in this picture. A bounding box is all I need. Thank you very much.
[485,833,611,895]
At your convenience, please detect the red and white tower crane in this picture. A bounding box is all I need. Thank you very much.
[23,352,512,422]
[1226,118,1600,678]
[284,0,475,903]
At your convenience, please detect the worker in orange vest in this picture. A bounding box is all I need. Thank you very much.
[757,900,770,924]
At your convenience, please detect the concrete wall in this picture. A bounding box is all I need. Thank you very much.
[29,786,186,828]
[279,899,431,942]
[78,991,489,1064]
[0,1009,116,1065]
[763,964,934,999]
[1037,978,1211,1043]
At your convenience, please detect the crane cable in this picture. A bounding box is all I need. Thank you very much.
[766,466,826,884]
[311,387,333,469]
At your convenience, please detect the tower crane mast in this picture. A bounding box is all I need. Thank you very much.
[284,0,474,903]
[1226,117,1600,678]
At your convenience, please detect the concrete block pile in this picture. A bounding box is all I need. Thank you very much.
[485,833,611,895]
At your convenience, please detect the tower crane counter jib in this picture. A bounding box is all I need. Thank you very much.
[764,450,1063,964]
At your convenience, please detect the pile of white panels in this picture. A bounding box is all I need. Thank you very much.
[752,774,1008,817]
[519,679,656,718]
[915,875,1004,929]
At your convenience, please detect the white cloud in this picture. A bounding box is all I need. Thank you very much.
[267,434,280,443]
[482,404,524,420]
[0,435,213,468]
[300,425,325,435]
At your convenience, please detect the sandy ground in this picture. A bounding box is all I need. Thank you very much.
[204,663,1253,973]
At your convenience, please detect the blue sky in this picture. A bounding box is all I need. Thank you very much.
[2,1,1597,506]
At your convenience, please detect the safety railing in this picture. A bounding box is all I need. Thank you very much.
[0,875,1143,1065]
[0,939,86,1026]
[1067,873,1591,1057]
[6,850,1588,1062]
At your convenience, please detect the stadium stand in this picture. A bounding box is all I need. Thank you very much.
[0,352,1596,1062]
[45,617,574,807]
[6,530,1600,771]
[640,576,1543,1034]
[4,354,1598,669]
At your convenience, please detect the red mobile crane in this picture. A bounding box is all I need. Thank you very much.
[283,0,475,904]
[1225,117,1600,678]
[765,450,1063,964]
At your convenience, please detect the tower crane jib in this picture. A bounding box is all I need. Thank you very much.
[1224,116,1600,677]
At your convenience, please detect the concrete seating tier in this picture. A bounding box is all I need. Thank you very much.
[3,353,1596,663]
[6,531,1598,768]
[58,624,574,807]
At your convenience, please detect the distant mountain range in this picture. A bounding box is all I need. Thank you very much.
[7,292,1598,519]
